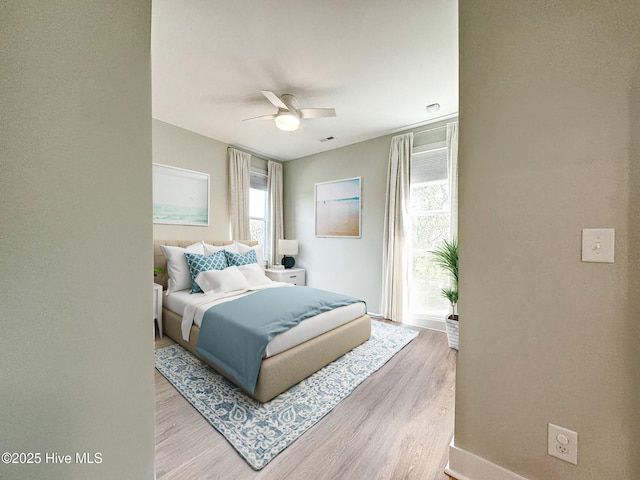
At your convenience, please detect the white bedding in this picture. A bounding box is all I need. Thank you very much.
[164,284,367,358]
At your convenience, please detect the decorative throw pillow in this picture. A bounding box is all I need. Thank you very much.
[225,249,257,267]
[234,242,264,268]
[184,250,227,293]
[237,263,272,287]
[195,266,249,295]
[160,242,206,294]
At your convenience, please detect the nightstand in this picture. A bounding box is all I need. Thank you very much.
[153,282,163,337]
[265,267,306,286]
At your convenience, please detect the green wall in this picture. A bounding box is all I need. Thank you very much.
[0,2,154,478]
[283,119,453,315]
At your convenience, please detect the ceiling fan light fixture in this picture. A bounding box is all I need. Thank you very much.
[275,112,300,131]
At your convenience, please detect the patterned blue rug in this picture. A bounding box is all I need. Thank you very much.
[155,321,418,470]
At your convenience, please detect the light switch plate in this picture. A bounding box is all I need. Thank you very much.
[581,228,615,263]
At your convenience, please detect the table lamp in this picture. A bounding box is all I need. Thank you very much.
[278,239,298,269]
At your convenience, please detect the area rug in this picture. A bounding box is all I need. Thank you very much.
[155,321,418,470]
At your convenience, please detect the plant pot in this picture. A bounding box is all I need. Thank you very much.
[445,315,459,350]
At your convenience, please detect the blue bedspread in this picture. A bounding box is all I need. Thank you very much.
[195,286,364,394]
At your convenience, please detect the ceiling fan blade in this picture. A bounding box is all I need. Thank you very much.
[243,114,276,122]
[260,90,288,110]
[299,108,336,119]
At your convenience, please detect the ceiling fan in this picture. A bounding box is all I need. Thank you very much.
[243,90,336,131]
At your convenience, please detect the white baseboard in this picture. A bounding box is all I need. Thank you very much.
[446,446,528,480]
[367,313,446,333]
[404,316,446,332]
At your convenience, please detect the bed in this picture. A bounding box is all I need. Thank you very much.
[153,240,371,402]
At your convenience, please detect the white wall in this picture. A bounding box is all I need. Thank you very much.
[283,120,452,315]
[0,2,154,479]
[454,1,640,479]
[153,120,231,239]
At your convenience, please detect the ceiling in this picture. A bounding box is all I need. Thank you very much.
[152,1,458,161]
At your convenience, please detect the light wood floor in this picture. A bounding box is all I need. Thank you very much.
[155,321,457,480]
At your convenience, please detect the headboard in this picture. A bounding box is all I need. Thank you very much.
[153,240,258,290]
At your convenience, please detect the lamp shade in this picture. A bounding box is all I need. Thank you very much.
[278,239,298,255]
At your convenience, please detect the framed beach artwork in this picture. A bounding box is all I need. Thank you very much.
[315,177,361,238]
[152,163,210,226]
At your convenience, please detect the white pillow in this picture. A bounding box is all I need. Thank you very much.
[235,242,264,268]
[195,266,249,295]
[203,242,239,255]
[238,263,272,287]
[160,242,205,293]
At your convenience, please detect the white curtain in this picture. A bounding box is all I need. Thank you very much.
[267,160,283,266]
[446,122,459,239]
[228,148,251,240]
[380,132,413,322]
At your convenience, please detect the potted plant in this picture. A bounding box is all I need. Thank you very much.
[431,238,459,350]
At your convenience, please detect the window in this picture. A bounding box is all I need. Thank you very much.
[410,141,451,320]
[249,167,268,252]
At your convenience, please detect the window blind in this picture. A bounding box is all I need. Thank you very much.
[250,168,267,191]
[411,147,447,184]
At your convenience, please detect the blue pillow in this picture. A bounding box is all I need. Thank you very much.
[184,250,227,293]
[225,249,257,267]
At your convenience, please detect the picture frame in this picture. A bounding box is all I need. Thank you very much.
[152,163,210,226]
[315,177,361,238]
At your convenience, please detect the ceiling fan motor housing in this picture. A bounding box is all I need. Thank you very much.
[279,94,298,111]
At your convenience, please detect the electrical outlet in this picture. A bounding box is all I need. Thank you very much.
[548,423,578,465]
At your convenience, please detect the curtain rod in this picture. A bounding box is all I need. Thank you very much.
[390,112,457,136]
[413,124,447,136]
[228,145,282,163]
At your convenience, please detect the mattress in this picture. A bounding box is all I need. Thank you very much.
[164,285,367,358]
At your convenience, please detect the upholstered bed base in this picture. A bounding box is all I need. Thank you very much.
[163,306,371,403]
